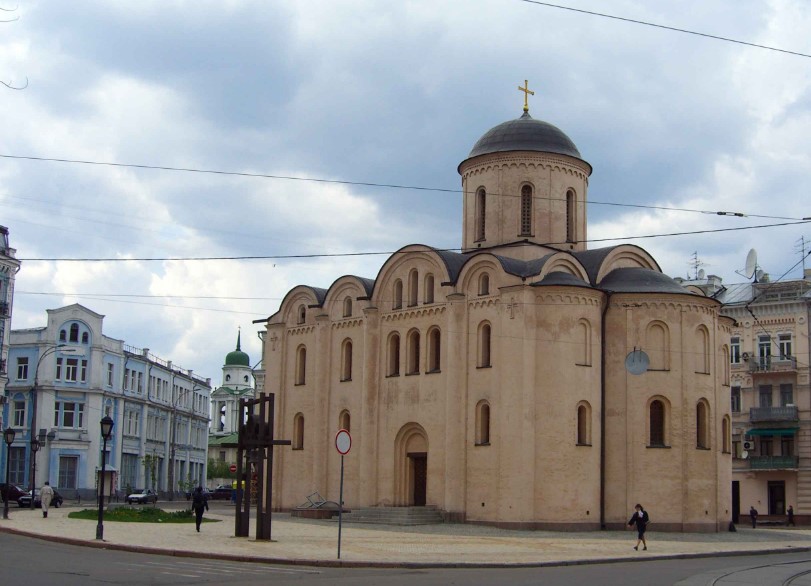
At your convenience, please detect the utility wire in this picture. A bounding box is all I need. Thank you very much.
[519,0,811,59]
[17,219,811,262]
[0,153,805,221]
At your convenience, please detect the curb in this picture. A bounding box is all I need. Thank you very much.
[2,525,810,569]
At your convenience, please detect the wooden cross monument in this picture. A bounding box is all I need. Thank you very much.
[234,393,291,540]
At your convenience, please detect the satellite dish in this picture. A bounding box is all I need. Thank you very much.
[744,249,757,279]
[755,269,765,283]
[698,269,706,280]
[741,450,749,460]
[625,349,650,375]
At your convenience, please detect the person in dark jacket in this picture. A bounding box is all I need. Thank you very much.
[628,503,649,551]
[787,505,795,527]
[749,506,758,529]
[192,486,209,532]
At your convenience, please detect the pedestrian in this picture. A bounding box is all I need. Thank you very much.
[192,486,208,532]
[627,503,649,551]
[749,506,758,528]
[787,505,795,527]
[40,481,54,518]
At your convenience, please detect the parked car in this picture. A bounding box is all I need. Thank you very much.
[0,483,27,503]
[184,487,211,501]
[210,485,233,500]
[126,489,158,504]
[17,488,64,508]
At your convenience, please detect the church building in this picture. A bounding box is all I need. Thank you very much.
[259,89,733,531]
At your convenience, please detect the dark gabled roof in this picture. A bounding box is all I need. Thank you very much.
[572,247,618,286]
[356,277,375,297]
[530,271,592,288]
[432,248,468,283]
[598,267,690,294]
[492,254,551,280]
[310,287,328,306]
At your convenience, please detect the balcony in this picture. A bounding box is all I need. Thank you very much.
[748,356,798,374]
[749,405,799,422]
[748,455,799,470]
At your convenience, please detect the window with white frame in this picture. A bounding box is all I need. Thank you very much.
[16,357,28,380]
[778,334,792,360]
[65,358,79,382]
[730,337,741,364]
[56,357,63,380]
[54,401,85,428]
[80,359,87,383]
[13,400,25,427]
[125,410,140,436]
[107,363,114,387]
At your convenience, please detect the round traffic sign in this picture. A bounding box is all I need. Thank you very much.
[229,464,237,473]
[335,429,351,455]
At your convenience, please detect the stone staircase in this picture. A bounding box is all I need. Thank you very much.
[336,506,444,526]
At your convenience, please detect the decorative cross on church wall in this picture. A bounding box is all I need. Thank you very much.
[507,298,519,319]
[518,79,535,113]
[269,334,279,351]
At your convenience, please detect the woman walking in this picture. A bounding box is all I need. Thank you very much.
[628,503,649,551]
[192,487,209,532]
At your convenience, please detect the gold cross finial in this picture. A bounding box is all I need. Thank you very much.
[518,79,535,113]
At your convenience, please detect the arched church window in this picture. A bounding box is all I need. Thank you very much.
[577,402,591,445]
[406,329,421,375]
[695,326,710,374]
[424,274,434,304]
[388,333,401,376]
[427,327,441,372]
[81,332,89,344]
[69,323,79,343]
[226,374,231,382]
[646,322,670,371]
[475,188,486,242]
[343,296,353,318]
[295,346,307,385]
[478,273,490,296]
[566,189,576,243]
[478,322,492,368]
[243,375,249,383]
[649,399,666,447]
[393,279,403,310]
[339,410,351,432]
[408,269,418,307]
[297,305,306,325]
[341,339,353,382]
[696,400,710,449]
[576,320,591,366]
[475,400,490,445]
[520,184,533,236]
[293,413,304,449]
[59,329,66,342]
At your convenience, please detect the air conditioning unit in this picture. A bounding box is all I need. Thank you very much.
[743,441,753,451]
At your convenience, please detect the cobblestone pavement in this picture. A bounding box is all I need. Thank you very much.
[1,502,810,568]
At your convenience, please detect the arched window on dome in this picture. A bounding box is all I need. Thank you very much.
[475,188,486,242]
[226,374,231,382]
[343,296,353,318]
[478,273,490,296]
[393,279,403,310]
[297,305,306,325]
[520,184,533,236]
[424,274,434,304]
[566,189,576,243]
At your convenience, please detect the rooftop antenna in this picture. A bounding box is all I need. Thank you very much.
[689,251,707,280]
[795,236,808,273]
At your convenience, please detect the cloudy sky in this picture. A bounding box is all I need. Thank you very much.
[2,0,810,384]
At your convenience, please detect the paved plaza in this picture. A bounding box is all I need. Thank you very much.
[1,503,810,568]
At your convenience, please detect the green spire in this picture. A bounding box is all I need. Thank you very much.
[224,328,250,367]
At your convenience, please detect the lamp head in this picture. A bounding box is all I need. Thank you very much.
[30,438,41,453]
[100,416,114,440]
[3,427,15,446]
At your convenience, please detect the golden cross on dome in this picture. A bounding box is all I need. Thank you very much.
[517,79,535,113]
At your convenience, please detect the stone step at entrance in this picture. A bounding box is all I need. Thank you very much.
[337,506,444,526]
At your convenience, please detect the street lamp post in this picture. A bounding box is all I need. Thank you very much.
[96,416,114,540]
[29,439,40,508]
[3,427,15,520]
[30,343,70,498]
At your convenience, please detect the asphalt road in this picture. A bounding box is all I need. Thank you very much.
[3,532,811,585]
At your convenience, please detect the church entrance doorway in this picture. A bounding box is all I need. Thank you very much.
[394,423,428,506]
[409,453,427,506]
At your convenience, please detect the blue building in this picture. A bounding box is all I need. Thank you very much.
[0,226,21,429]
[3,304,211,499]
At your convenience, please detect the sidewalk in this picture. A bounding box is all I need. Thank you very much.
[1,504,810,568]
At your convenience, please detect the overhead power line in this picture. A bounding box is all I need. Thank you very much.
[519,0,811,59]
[0,153,805,222]
[17,219,811,262]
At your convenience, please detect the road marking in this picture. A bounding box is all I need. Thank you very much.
[118,561,320,576]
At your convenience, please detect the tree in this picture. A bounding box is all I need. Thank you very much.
[141,453,158,491]
[206,458,236,481]
[1,5,27,90]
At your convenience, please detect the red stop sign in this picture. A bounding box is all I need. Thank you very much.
[229,464,237,473]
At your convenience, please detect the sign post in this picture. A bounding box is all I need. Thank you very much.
[229,464,237,473]
[335,429,351,560]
